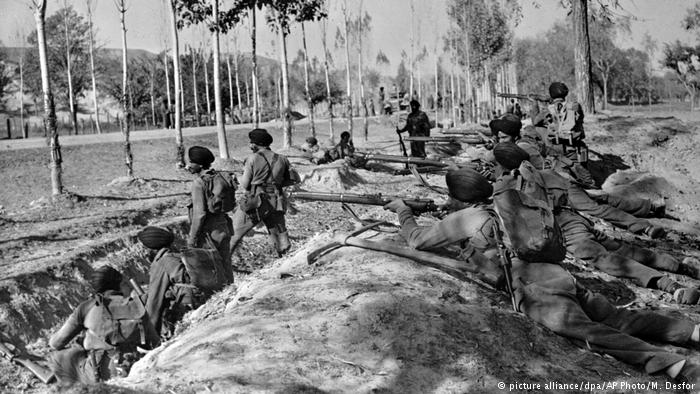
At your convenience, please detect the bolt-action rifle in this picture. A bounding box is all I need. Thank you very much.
[289,191,444,215]
[360,153,451,168]
[491,218,518,312]
[0,341,55,384]
[403,135,486,145]
[497,92,551,103]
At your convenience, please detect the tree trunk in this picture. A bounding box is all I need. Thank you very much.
[234,52,241,114]
[86,0,102,134]
[19,57,26,138]
[168,0,185,167]
[211,0,229,159]
[118,0,133,177]
[320,20,334,142]
[450,68,456,126]
[301,23,316,137]
[164,52,172,109]
[250,7,259,127]
[226,53,234,121]
[35,0,63,195]
[409,0,414,99]
[277,15,292,149]
[150,64,156,128]
[63,5,78,135]
[602,73,608,111]
[203,51,211,124]
[572,0,595,113]
[343,2,353,136]
[191,46,200,127]
[357,12,368,141]
[434,53,439,127]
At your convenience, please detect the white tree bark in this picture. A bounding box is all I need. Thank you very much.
[211,0,229,159]
[301,22,316,137]
[86,0,102,134]
[62,2,77,135]
[117,0,133,177]
[320,19,334,142]
[168,0,185,167]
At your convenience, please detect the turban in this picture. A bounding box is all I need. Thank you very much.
[410,99,420,108]
[188,146,215,166]
[90,266,122,293]
[305,137,318,146]
[489,113,522,137]
[445,168,493,203]
[137,226,174,250]
[493,142,530,170]
[549,82,569,99]
[249,128,273,146]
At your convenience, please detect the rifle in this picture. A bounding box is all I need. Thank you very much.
[129,278,147,306]
[289,191,443,214]
[491,218,518,312]
[497,92,551,103]
[361,153,451,168]
[403,135,486,145]
[0,341,55,384]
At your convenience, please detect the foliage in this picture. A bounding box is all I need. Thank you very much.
[395,59,409,92]
[24,6,91,112]
[0,49,11,108]
[662,41,700,99]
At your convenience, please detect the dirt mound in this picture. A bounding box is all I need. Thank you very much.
[602,171,676,203]
[122,232,653,393]
[298,162,366,191]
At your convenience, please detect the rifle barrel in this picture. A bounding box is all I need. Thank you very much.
[363,153,449,167]
[289,191,440,213]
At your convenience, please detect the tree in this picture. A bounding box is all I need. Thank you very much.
[0,48,11,109]
[25,5,90,135]
[319,14,335,142]
[168,0,185,167]
[116,0,133,176]
[31,0,63,195]
[265,0,326,148]
[662,41,700,110]
[350,6,371,140]
[590,21,619,110]
[572,0,595,113]
[210,0,229,158]
[642,32,657,107]
[85,0,102,133]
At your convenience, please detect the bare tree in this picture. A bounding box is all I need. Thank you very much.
[85,0,102,133]
[211,0,229,158]
[320,16,334,142]
[62,0,78,134]
[32,0,63,195]
[341,0,352,136]
[168,0,185,167]
[189,44,201,126]
[301,22,316,137]
[250,6,260,127]
[115,0,133,176]
[203,48,211,123]
[13,25,28,138]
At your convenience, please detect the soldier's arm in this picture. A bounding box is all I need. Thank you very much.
[49,303,88,350]
[392,205,483,250]
[239,156,254,191]
[187,180,207,247]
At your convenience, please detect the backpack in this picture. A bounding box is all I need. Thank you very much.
[492,160,566,264]
[202,171,237,214]
[538,169,570,210]
[89,294,148,352]
[180,248,227,292]
[547,101,582,144]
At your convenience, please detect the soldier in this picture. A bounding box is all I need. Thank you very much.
[186,146,234,268]
[48,266,158,385]
[300,137,320,154]
[397,99,431,158]
[139,226,223,339]
[230,129,295,257]
[384,168,700,385]
[493,143,700,303]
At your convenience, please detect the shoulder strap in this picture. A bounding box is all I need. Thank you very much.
[257,151,275,184]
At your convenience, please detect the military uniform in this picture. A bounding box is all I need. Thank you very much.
[145,249,204,338]
[398,108,431,158]
[230,146,293,256]
[49,290,158,384]
[188,168,234,265]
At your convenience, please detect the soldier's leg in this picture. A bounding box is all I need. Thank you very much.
[204,215,234,283]
[263,212,290,257]
[568,184,663,237]
[515,273,686,374]
[229,207,258,254]
[589,193,653,217]
[49,347,88,384]
[577,283,695,345]
[597,234,680,273]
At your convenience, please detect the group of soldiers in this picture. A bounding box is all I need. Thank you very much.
[47,128,297,385]
[46,81,700,388]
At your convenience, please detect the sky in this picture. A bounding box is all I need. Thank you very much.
[0,0,698,73]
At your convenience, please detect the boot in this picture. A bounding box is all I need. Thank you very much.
[643,225,666,239]
[268,230,291,258]
[679,257,700,280]
[673,288,700,305]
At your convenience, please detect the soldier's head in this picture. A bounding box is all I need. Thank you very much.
[249,128,273,152]
[445,167,493,204]
[409,99,420,113]
[138,226,175,261]
[305,136,318,147]
[187,146,215,173]
[340,131,351,142]
[489,113,522,143]
[90,266,123,294]
[493,142,530,171]
[549,82,569,101]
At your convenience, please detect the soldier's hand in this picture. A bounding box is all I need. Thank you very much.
[383,199,408,213]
